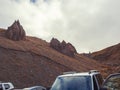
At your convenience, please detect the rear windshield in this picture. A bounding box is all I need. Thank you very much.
[51,76,92,90]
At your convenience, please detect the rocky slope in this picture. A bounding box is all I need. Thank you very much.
[91,43,120,73]
[0,21,108,88]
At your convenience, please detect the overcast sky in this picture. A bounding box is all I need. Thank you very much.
[0,0,120,53]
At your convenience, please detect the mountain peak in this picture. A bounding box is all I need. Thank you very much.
[50,38,77,57]
[5,20,26,41]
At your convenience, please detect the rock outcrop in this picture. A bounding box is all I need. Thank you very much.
[50,38,61,51]
[50,38,77,57]
[61,43,77,57]
[5,20,26,41]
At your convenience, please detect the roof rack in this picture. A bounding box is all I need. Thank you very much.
[63,71,76,75]
[89,70,99,74]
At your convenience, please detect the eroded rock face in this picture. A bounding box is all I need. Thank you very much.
[50,38,77,57]
[5,20,26,41]
[50,38,61,51]
[62,43,77,57]
[61,40,66,49]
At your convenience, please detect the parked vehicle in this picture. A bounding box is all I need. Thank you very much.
[102,73,120,90]
[50,70,105,90]
[0,82,14,90]
[23,86,46,90]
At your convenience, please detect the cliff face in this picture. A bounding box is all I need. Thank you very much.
[0,21,107,88]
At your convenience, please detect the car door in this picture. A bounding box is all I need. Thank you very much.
[102,73,120,90]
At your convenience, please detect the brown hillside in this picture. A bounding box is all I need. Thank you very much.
[91,43,120,73]
[0,28,107,88]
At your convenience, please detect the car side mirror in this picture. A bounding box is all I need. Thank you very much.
[100,87,108,90]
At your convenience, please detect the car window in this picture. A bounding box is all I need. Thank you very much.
[95,74,104,87]
[103,74,120,90]
[31,88,37,90]
[4,84,10,89]
[51,76,92,90]
[0,84,3,90]
[93,76,98,90]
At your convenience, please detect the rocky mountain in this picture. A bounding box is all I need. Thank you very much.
[0,21,109,88]
[50,38,77,57]
[90,43,120,73]
[5,20,26,41]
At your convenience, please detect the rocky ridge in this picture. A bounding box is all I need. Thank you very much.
[50,38,77,57]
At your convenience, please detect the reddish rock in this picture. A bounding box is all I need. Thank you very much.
[61,40,66,49]
[66,43,77,54]
[5,20,26,41]
[61,43,77,57]
[50,38,77,57]
[50,38,61,51]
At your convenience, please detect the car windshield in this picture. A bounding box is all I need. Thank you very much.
[51,76,92,90]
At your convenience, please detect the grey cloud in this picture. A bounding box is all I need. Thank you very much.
[48,0,120,52]
[0,0,120,53]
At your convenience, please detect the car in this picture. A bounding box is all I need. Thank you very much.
[0,82,14,90]
[23,86,46,90]
[102,73,120,90]
[50,70,105,90]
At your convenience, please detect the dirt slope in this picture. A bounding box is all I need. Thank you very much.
[91,43,120,73]
[0,28,105,88]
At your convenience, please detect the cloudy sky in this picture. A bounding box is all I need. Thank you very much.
[0,0,120,53]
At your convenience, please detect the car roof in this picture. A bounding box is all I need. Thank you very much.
[58,71,100,78]
[24,86,45,89]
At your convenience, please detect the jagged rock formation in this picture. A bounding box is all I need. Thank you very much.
[61,42,77,57]
[50,38,61,51]
[5,20,26,41]
[50,38,77,57]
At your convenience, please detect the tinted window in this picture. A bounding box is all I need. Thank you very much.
[51,76,92,90]
[95,74,104,87]
[0,84,3,90]
[103,74,120,90]
[93,76,98,90]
